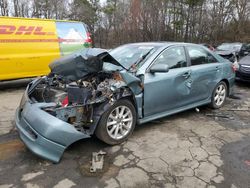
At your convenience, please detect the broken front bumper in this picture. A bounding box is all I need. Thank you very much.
[15,85,90,163]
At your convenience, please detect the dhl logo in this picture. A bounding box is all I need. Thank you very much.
[0,25,55,35]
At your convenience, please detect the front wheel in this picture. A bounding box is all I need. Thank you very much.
[95,99,136,145]
[210,81,227,109]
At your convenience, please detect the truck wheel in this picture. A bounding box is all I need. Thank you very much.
[210,81,227,109]
[95,99,136,145]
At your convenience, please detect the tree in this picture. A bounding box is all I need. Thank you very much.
[1,0,250,47]
[0,0,9,16]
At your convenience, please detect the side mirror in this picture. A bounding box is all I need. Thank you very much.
[150,64,169,73]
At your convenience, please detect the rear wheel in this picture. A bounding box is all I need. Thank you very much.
[95,99,136,145]
[210,81,227,109]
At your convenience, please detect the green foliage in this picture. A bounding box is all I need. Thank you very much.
[103,5,115,15]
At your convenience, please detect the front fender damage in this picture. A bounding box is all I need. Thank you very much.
[18,48,144,162]
[25,72,142,162]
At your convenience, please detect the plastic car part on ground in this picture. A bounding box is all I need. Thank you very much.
[90,150,106,172]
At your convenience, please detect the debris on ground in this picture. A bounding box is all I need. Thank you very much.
[90,150,106,173]
[206,113,234,120]
[227,108,249,111]
[195,108,200,113]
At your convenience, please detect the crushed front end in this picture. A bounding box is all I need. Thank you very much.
[15,48,139,163]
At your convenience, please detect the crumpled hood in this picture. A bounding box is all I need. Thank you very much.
[49,48,123,82]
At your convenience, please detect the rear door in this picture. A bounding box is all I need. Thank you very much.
[143,46,193,117]
[185,45,222,103]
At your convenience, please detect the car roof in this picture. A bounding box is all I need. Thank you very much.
[124,42,198,48]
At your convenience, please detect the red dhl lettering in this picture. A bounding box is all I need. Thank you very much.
[0,25,55,35]
[15,26,35,35]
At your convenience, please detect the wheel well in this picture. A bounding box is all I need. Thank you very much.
[118,87,138,114]
[121,95,137,110]
[220,79,230,96]
[120,95,139,121]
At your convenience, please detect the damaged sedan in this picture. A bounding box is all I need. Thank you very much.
[15,42,235,163]
[215,43,249,62]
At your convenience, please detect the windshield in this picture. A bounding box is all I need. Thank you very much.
[103,44,159,71]
[217,43,242,51]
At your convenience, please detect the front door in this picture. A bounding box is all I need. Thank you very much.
[143,46,193,117]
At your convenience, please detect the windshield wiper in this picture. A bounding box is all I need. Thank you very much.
[129,48,154,71]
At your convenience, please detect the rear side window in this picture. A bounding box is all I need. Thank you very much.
[56,22,88,55]
[187,46,217,66]
[154,46,187,69]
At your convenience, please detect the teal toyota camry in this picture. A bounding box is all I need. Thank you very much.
[15,42,235,162]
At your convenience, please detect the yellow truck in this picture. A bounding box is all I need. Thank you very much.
[0,17,92,81]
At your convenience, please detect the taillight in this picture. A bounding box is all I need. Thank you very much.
[85,32,92,43]
[84,32,92,48]
[232,65,236,72]
[232,62,239,72]
[61,96,69,107]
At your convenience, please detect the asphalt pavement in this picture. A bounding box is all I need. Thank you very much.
[0,80,250,188]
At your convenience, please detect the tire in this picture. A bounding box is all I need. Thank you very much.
[210,81,227,109]
[95,99,136,145]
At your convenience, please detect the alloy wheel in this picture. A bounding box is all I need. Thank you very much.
[214,84,226,106]
[106,105,133,140]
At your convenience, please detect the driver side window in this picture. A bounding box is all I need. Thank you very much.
[154,46,187,69]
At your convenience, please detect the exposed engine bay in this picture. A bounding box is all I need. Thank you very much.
[25,48,143,136]
[28,71,134,134]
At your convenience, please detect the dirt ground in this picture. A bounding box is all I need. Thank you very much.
[0,80,250,188]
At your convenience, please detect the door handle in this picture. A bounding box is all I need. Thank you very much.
[215,66,220,71]
[182,71,191,79]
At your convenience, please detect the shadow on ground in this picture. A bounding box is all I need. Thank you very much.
[0,78,32,90]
